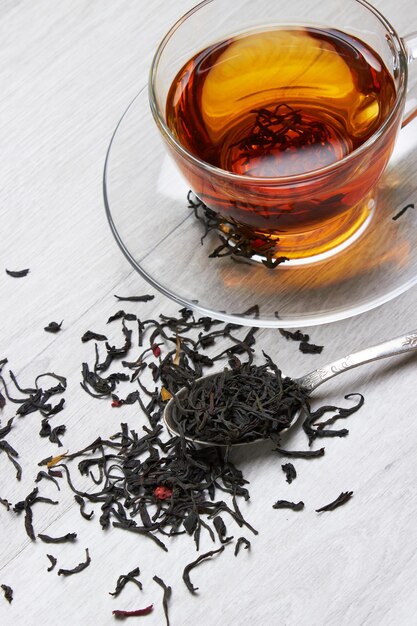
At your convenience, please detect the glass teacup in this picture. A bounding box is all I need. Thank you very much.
[150,0,417,262]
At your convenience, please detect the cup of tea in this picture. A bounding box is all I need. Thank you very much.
[149,0,417,261]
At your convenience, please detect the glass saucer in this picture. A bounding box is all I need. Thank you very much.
[104,86,417,328]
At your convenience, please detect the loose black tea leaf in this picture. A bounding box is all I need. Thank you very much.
[299,341,323,354]
[279,329,309,342]
[81,331,108,343]
[1,584,13,603]
[57,548,91,576]
[213,516,233,544]
[272,500,304,511]
[39,419,51,438]
[38,532,77,544]
[0,440,22,480]
[153,575,172,626]
[0,417,14,438]
[46,554,57,572]
[0,497,12,510]
[234,537,251,556]
[302,394,364,444]
[107,310,131,323]
[316,491,353,512]
[14,487,37,540]
[6,268,29,277]
[183,546,225,593]
[49,424,66,447]
[281,463,297,484]
[273,445,325,459]
[392,203,414,220]
[0,391,5,410]
[112,605,153,618]
[109,567,142,597]
[44,321,63,333]
[35,471,60,491]
[74,495,94,520]
[114,294,155,302]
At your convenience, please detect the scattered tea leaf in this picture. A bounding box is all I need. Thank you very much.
[109,567,142,597]
[279,329,309,342]
[183,546,225,593]
[1,584,13,603]
[35,471,60,491]
[57,548,91,576]
[153,575,172,626]
[81,331,108,343]
[38,532,77,544]
[114,295,155,302]
[272,500,304,511]
[299,341,323,354]
[234,537,251,556]
[0,497,12,510]
[44,321,63,333]
[6,268,29,277]
[46,554,57,572]
[281,463,297,484]
[316,491,353,512]
[273,446,325,459]
[74,495,94,520]
[392,203,414,220]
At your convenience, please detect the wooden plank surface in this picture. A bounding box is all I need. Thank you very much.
[1,1,417,624]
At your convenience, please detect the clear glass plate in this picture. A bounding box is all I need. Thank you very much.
[104,86,417,328]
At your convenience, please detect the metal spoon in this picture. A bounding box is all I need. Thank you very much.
[163,329,417,445]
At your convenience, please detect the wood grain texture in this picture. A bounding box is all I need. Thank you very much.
[1,1,417,624]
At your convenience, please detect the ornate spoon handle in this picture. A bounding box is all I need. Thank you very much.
[296,330,417,393]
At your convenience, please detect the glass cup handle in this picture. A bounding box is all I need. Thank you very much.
[402,32,417,127]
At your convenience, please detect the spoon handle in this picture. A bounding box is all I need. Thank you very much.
[296,330,417,393]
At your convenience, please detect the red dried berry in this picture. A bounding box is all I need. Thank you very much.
[151,344,161,357]
[153,486,173,500]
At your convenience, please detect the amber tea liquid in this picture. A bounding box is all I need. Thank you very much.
[165,28,397,257]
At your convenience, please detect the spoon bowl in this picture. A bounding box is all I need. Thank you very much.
[163,329,417,446]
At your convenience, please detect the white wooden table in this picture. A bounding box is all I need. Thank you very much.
[1,1,417,624]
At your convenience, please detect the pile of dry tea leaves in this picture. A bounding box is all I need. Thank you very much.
[0,298,364,622]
